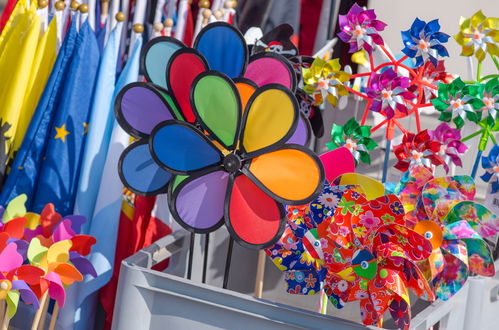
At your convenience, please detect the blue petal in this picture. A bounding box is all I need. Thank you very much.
[414,55,424,67]
[432,44,449,57]
[429,55,438,67]
[424,19,440,35]
[402,47,417,58]
[401,30,416,46]
[410,18,426,39]
[481,172,493,182]
[482,155,493,169]
[431,32,450,43]
[490,145,499,161]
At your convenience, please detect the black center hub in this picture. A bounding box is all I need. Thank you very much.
[223,153,242,173]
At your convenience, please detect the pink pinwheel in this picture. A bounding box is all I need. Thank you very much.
[429,123,468,173]
[365,68,416,119]
[0,243,40,318]
[337,3,387,54]
[393,130,444,172]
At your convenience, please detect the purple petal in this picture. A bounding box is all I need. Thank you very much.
[358,9,376,24]
[70,252,97,277]
[53,219,76,242]
[12,280,39,309]
[63,215,86,234]
[24,226,43,241]
[370,20,387,31]
[370,33,384,45]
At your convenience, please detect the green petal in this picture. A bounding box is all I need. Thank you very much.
[6,290,20,319]
[454,116,465,128]
[326,141,338,150]
[432,98,449,111]
[358,151,371,165]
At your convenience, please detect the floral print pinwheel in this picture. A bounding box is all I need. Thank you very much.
[302,57,351,106]
[327,117,377,165]
[365,68,416,120]
[454,10,499,62]
[429,123,468,173]
[393,130,444,172]
[401,18,450,67]
[318,190,434,330]
[413,175,499,300]
[337,3,387,54]
[481,144,499,193]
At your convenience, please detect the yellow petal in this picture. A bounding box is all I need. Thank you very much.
[461,46,474,56]
[470,10,486,29]
[47,239,72,265]
[454,32,466,46]
[483,17,499,30]
[476,48,486,62]
[459,17,470,31]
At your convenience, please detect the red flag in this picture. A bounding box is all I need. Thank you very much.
[100,191,172,329]
[183,2,194,47]
[0,0,18,34]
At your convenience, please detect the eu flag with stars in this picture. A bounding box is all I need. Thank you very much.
[0,20,78,209]
[32,21,100,215]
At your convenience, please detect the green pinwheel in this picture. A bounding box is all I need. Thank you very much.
[468,78,499,127]
[431,77,481,128]
[327,117,377,165]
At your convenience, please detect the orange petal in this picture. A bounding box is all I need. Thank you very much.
[54,263,83,285]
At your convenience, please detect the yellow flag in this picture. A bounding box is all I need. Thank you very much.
[13,17,57,151]
[0,4,40,168]
[0,0,28,56]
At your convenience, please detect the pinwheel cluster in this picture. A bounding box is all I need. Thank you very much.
[0,194,96,318]
[327,117,377,165]
[116,22,324,249]
[395,166,499,300]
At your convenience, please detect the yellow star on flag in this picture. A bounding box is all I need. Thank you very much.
[83,122,88,134]
[54,124,70,142]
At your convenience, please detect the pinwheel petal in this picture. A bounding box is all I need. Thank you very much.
[70,252,97,277]
[464,238,495,276]
[47,239,71,265]
[70,235,97,256]
[150,121,223,174]
[12,280,39,309]
[45,272,66,306]
[54,263,83,285]
[3,217,27,239]
[192,72,242,149]
[245,145,324,204]
[225,174,285,249]
[0,243,23,273]
[320,148,355,183]
[142,37,185,89]
[169,170,228,232]
[115,82,178,138]
[244,53,296,91]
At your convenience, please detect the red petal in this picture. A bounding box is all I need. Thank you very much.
[40,204,62,237]
[3,217,27,239]
[17,265,45,285]
[70,235,97,256]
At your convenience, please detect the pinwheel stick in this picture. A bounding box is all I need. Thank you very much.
[1,309,9,330]
[202,233,210,284]
[187,232,195,280]
[0,301,4,325]
[31,292,48,330]
[222,237,234,289]
[48,302,59,330]
[254,250,266,298]
[382,139,392,183]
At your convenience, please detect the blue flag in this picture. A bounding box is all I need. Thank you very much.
[32,21,100,214]
[0,21,78,209]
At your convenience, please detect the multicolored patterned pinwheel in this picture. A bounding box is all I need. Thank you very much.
[338,3,387,54]
[429,123,468,173]
[365,68,416,119]
[393,130,444,172]
[481,144,499,193]
[401,18,450,67]
[413,175,499,300]
[454,10,499,62]
[327,117,377,165]
[318,190,434,329]
[302,57,351,106]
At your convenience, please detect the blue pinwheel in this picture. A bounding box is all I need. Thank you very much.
[401,18,450,67]
[481,145,499,193]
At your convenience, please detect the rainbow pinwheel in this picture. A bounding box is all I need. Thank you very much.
[412,175,499,300]
[302,57,351,106]
[393,130,444,172]
[401,18,450,67]
[429,123,468,173]
[481,144,499,193]
[327,117,377,165]
[337,3,387,54]
[432,77,482,128]
[454,10,499,62]
[318,189,434,329]
[365,68,416,120]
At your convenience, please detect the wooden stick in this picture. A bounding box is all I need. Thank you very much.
[1,304,10,330]
[48,302,59,330]
[253,250,266,298]
[38,295,50,330]
[0,300,5,326]
[31,292,48,330]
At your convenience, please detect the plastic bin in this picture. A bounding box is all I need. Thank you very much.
[111,231,366,330]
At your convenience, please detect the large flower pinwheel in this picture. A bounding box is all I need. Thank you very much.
[365,68,416,119]
[470,78,499,127]
[454,10,499,62]
[327,117,377,165]
[401,18,450,67]
[481,144,499,193]
[432,77,480,128]
[413,175,498,300]
[429,123,468,173]
[338,3,387,54]
[0,243,40,318]
[393,130,444,172]
[318,190,434,330]
[151,74,323,249]
[302,57,351,106]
